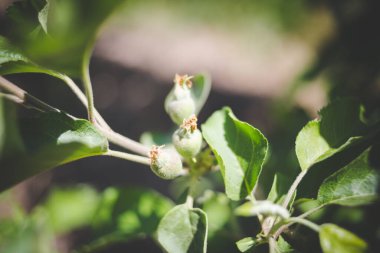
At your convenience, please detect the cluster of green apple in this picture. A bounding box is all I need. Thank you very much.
[149,74,203,179]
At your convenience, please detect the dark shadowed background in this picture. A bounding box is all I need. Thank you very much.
[0,0,379,252]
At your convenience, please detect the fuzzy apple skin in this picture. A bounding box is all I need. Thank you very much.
[165,84,196,125]
[165,98,196,125]
[150,148,183,180]
[172,129,202,158]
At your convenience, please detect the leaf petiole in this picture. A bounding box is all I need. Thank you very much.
[81,41,96,124]
[282,169,308,209]
[103,150,151,166]
[286,217,320,232]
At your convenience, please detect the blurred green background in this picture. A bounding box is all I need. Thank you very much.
[0,0,379,252]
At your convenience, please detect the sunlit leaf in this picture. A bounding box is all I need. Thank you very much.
[0,110,108,192]
[295,99,368,171]
[202,107,268,200]
[191,74,211,114]
[317,149,378,206]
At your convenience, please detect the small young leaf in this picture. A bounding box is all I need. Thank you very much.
[319,224,367,253]
[38,1,49,33]
[277,236,297,253]
[191,74,211,114]
[202,107,268,200]
[157,204,208,253]
[236,237,257,252]
[267,173,295,206]
[0,111,108,192]
[140,131,172,147]
[317,149,378,206]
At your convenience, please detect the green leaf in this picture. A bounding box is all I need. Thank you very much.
[236,237,257,252]
[191,74,211,114]
[5,0,46,34]
[0,111,108,192]
[140,131,172,147]
[0,36,29,65]
[294,198,325,220]
[93,187,173,235]
[267,173,295,206]
[295,99,368,171]
[0,215,57,253]
[4,0,126,76]
[317,149,378,206]
[318,99,367,147]
[170,176,213,202]
[78,187,174,250]
[277,236,298,253]
[202,107,268,200]
[38,1,49,33]
[0,100,24,161]
[0,189,58,253]
[0,35,64,77]
[319,224,367,253]
[39,185,100,233]
[157,204,208,253]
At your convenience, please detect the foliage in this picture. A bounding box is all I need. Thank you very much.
[0,0,379,253]
[202,107,268,201]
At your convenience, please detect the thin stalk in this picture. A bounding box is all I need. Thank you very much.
[282,170,308,209]
[0,93,23,104]
[58,74,111,130]
[268,237,277,253]
[0,76,24,98]
[1,76,150,156]
[186,195,194,208]
[81,44,96,123]
[286,217,320,232]
[298,204,326,219]
[0,76,58,112]
[46,74,149,155]
[99,128,150,157]
[57,75,149,156]
[185,175,198,208]
[273,213,322,239]
[104,150,151,166]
